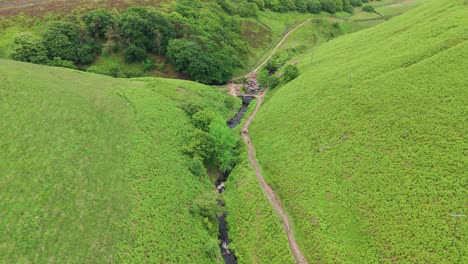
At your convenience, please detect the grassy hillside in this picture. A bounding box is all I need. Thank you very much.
[223,100,295,264]
[0,59,240,263]
[250,0,467,263]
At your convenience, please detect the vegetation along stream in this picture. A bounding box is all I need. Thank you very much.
[216,95,255,263]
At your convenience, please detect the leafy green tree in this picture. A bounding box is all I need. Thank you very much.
[43,21,100,64]
[250,0,265,10]
[295,0,308,12]
[188,50,234,84]
[362,4,375,12]
[167,39,201,72]
[118,6,174,55]
[184,129,214,160]
[350,0,363,7]
[209,119,239,172]
[10,33,48,64]
[307,0,322,13]
[283,64,299,82]
[124,44,147,62]
[190,156,206,177]
[192,109,216,131]
[83,9,115,39]
[342,0,353,12]
[320,0,338,13]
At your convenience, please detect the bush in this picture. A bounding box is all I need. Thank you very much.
[192,109,215,131]
[307,0,322,13]
[10,33,48,64]
[86,66,110,75]
[362,4,375,12]
[43,21,100,64]
[142,58,156,72]
[283,64,299,82]
[47,57,76,69]
[123,44,147,63]
[108,63,122,77]
[83,9,115,39]
[190,156,206,177]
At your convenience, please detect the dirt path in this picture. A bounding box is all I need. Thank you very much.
[241,91,308,264]
[252,19,310,75]
[230,18,311,264]
[229,18,310,96]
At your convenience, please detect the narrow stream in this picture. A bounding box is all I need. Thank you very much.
[215,95,254,264]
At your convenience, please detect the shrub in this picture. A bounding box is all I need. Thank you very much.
[43,21,100,64]
[86,66,110,75]
[190,156,206,177]
[362,4,375,12]
[47,57,76,69]
[10,33,48,64]
[283,64,299,82]
[83,9,115,39]
[142,58,156,72]
[307,0,322,13]
[123,44,147,63]
[108,63,122,77]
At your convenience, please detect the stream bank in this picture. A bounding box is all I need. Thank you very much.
[215,95,255,264]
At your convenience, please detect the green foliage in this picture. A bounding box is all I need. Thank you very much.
[191,191,223,221]
[209,119,240,172]
[167,39,236,84]
[83,9,115,39]
[216,0,260,17]
[362,4,375,13]
[192,109,216,131]
[250,0,467,262]
[123,44,147,63]
[184,129,214,159]
[190,156,207,177]
[9,33,48,64]
[46,57,76,69]
[118,6,174,55]
[283,64,299,82]
[203,238,220,258]
[142,58,156,72]
[0,60,238,263]
[43,21,100,64]
[350,0,362,7]
[258,68,280,88]
[307,0,322,13]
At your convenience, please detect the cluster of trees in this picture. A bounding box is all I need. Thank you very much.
[10,0,249,84]
[215,0,377,16]
[229,0,370,14]
[10,22,100,68]
[183,103,240,175]
[258,53,299,88]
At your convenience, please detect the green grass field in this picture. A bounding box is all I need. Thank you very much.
[250,0,467,262]
[0,59,241,263]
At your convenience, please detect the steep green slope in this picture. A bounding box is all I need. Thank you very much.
[250,0,467,263]
[0,59,239,263]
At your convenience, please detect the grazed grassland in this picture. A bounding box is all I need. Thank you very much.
[250,0,468,262]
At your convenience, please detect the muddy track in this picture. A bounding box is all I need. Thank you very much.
[241,92,307,264]
[233,19,310,264]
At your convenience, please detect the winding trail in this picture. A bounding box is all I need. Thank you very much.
[252,18,310,75]
[241,91,308,264]
[229,18,310,91]
[230,19,311,264]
